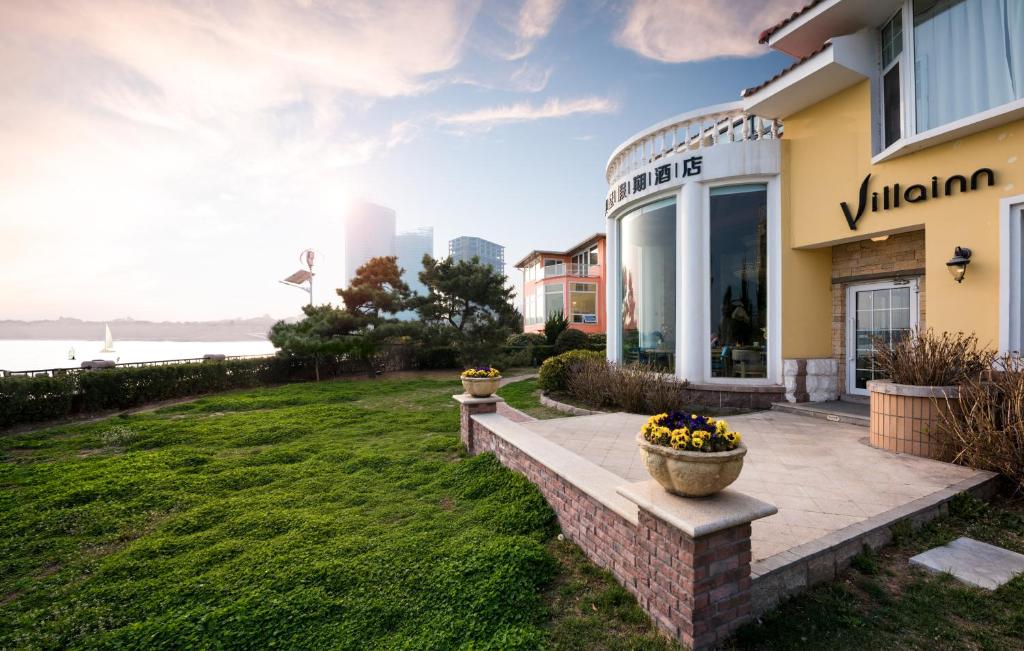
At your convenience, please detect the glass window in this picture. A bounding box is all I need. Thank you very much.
[710,185,767,379]
[570,282,597,323]
[883,65,902,148]
[620,198,676,372]
[913,0,1024,132]
[881,10,902,68]
[880,11,903,148]
[544,283,564,318]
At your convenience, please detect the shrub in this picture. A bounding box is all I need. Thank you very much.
[415,346,460,370]
[588,333,607,348]
[0,374,76,426]
[542,311,569,345]
[505,333,546,347]
[537,349,604,392]
[553,328,590,354]
[564,357,685,414]
[0,354,381,429]
[940,354,1024,492]
[873,328,995,386]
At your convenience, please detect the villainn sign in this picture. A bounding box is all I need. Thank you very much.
[840,168,996,230]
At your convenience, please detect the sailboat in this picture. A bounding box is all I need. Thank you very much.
[100,324,115,353]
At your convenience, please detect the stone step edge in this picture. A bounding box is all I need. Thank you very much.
[770,401,869,427]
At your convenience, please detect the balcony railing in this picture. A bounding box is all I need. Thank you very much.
[605,101,781,185]
[542,263,601,278]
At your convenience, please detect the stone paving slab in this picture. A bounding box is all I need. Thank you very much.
[910,537,1024,590]
[520,410,993,563]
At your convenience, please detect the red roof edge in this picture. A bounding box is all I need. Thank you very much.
[758,0,826,44]
[740,42,831,98]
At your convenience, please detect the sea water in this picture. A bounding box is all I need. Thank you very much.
[0,339,278,372]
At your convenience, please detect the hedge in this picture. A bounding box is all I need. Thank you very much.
[0,354,379,429]
[537,349,605,392]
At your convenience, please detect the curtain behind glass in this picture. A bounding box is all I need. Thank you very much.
[914,0,1024,132]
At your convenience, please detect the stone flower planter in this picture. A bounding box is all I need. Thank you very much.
[867,379,959,460]
[636,433,747,497]
[461,376,501,397]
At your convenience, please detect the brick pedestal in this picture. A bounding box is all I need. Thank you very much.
[455,397,775,650]
[453,393,500,453]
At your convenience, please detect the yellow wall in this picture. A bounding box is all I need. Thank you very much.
[781,80,1023,357]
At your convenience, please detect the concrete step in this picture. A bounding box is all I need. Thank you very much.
[770,400,869,427]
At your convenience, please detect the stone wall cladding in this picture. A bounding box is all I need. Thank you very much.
[460,401,757,650]
[831,230,926,396]
[783,358,838,403]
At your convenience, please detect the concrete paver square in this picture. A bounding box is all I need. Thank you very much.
[909,537,1024,590]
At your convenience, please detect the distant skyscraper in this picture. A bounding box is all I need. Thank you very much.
[395,227,433,298]
[448,236,505,275]
[344,201,396,284]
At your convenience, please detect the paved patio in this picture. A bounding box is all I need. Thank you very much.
[520,410,993,561]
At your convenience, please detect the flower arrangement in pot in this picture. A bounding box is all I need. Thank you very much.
[461,367,502,397]
[637,411,746,497]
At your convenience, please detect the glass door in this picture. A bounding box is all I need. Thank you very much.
[846,280,918,395]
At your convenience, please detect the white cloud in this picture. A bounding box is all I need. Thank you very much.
[615,0,803,63]
[0,0,478,320]
[437,96,618,131]
[504,0,565,60]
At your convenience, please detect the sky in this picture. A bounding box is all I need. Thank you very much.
[0,0,804,322]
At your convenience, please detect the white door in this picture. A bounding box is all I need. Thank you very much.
[846,279,919,396]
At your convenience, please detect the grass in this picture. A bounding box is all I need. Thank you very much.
[727,492,1024,650]
[0,376,667,649]
[497,378,568,420]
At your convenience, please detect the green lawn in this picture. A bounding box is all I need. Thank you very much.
[0,377,668,649]
[729,492,1024,650]
[497,378,568,420]
[4,376,1022,650]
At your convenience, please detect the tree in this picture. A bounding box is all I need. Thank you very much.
[543,310,569,345]
[268,304,366,381]
[415,255,519,365]
[338,256,411,319]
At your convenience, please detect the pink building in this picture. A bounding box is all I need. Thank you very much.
[514,234,606,335]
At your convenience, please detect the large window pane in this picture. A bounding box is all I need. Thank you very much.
[620,198,676,372]
[913,0,1024,132]
[710,185,767,379]
[570,282,597,323]
[544,283,564,318]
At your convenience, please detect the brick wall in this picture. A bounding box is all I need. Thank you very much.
[459,398,758,650]
[831,230,926,395]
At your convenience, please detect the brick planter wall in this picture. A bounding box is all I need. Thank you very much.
[868,380,957,460]
[454,395,775,650]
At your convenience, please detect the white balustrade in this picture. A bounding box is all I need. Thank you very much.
[605,101,782,186]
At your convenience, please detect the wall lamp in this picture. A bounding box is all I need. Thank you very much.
[946,246,972,283]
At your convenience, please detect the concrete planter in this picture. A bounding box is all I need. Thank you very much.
[461,376,501,397]
[867,379,959,460]
[636,433,747,497]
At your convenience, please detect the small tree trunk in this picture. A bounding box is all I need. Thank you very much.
[314,354,320,382]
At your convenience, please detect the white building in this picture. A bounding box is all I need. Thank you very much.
[344,201,396,284]
[448,236,505,275]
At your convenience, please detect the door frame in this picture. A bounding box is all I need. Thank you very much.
[1000,194,1024,355]
[845,278,920,396]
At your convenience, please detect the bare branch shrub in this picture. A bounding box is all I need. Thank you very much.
[940,354,1024,494]
[564,358,685,414]
[873,328,995,386]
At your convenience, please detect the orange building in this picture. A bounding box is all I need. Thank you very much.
[514,234,606,335]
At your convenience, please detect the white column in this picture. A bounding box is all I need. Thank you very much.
[605,215,621,363]
[676,181,704,382]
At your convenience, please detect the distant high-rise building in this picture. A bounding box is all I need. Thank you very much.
[344,201,396,284]
[395,227,433,298]
[448,236,505,275]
